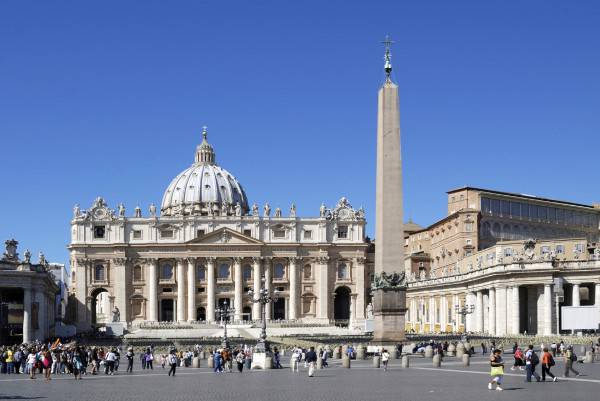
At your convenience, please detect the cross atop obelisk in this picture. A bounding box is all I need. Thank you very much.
[372,36,406,343]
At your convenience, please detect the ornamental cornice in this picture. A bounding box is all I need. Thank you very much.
[252,256,262,264]
[111,257,127,266]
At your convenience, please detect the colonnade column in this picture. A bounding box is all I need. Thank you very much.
[572,283,580,306]
[595,283,600,307]
[176,259,186,322]
[544,284,553,335]
[512,285,520,334]
[22,288,32,343]
[187,258,196,322]
[206,257,215,323]
[251,257,261,320]
[264,257,272,321]
[488,287,496,335]
[147,259,158,321]
[476,291,483,332]
[288,257,298,320]
[429,296,435,330]
[452,294,459,331]
[439,296,447,331]
[496,286,507,336]
[465,291,475,332]
[233,257,243,321]
[316,256,329,321]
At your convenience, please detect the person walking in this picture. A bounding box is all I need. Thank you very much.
[564,345,580,377]
[305,346,317,377]
[167,350,178,377]
[381,349,391,372]
[42,349,52,381]
[291,348,300,372]
[105,349,117,375]
[126,347,134,373]
[512,347,525,370]
[145,348,154,370]
[541,347,557,382]
[72,347,84,380]
[235,350,245,373]
[26,350,36,379]
[488,349,504,391]
[525,345,541,382]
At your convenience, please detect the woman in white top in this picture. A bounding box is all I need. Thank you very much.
[26,351,37,379]
[381,349,391,372]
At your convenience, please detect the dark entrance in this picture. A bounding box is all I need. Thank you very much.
[273,298,286,320]
[90,288,109,327]
[0,288,24,345]
[242,306,252,321]
[334,286,351,324]
[160,299,174,322]
[196,306,206,321]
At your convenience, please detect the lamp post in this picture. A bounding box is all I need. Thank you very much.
[455,304,475,336]
[248,280,279,354]
[215,299,235,349]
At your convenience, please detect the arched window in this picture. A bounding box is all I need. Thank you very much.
[133,265,143,281]
[196,264,206,281]
[482,221,491,237]
[243,264,252,280]
[94,264,105,281]
[218,263,230,279]
[161,263,173,280]
[492,222,501,238]
[337,263,348,280]
[274,263,285,279]
[503,224,511,240]
[303,264,312,279]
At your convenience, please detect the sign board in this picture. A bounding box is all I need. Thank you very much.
[561,306,600,330]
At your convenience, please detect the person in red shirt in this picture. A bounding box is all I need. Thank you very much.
[541,347,557,382]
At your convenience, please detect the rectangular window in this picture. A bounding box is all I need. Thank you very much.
[575,243,585,253]
[556,245,565,254]
[521,203,530,219]
[530,204,538,221]
[162,288,173,293]
[466,239,472,245]
[303,230,313,239]
[511,202,521,218]
[481,197,491,215]
[465,250,473,257]
[273,229,286,238]
[132,230,142,239]
[504,247,513,257]
[491,199,501,215]
[538,206,547,221]
[197,229,205,238]
[196,266,206,281]
[465,222,473,232]
[548,208,557,224]
[337,225,348,239]
[501,200,510,216]
[197,287,205,293]
[243,229,252,237]
[93,225,106,239]
[160,230,174,239]
[556,208,564,224]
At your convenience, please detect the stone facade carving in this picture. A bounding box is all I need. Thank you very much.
[372,271,406,290]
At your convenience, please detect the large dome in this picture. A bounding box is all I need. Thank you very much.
[160,128,249,217]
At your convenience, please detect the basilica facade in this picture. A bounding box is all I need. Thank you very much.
[69,129,371,332]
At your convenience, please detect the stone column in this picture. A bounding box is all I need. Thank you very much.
[147,259,158,321]
[316,256,329,321]
[22,288,32,343]
[488,287,496,335]
[234,257,243,321]
[176,259,186,322]
[252,257,261,320]
[512,285,520,334]
[595,283,600,307]
[572,283,580,306]
[75,258,90,330]
[465,291,475,332]
[112,258,128,323]
[483,292,489,333]
[452,294,459,331]
[495,287,507,336]
[354,257,366,320]
[349,294,357,327]
[429,296,435,329]
[187,258,196,322]
[544,284,553,335]
[288,257,298,320]
[439,295,447,331]
[36,290,47,340]
[264,257,272,321]
[476,291,483,332]
[206,258,215,323]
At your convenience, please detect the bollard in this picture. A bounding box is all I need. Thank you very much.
[585,351,594,363]
[333,350,341,359]
[342,356,351,368]
[424,345,434,358]
[317,357,323,369]
[456,344,465,358]
[199,351,205,360]
[192,357,201,368]
[373,355,381,368]
[463,342,471,354]
[207,356,214,369]
[401,355,410,368]
[447,343,456,357]
[357,346,366,360]
[265,356,273,370]
[432,354,441,368]
[462,353,470,367]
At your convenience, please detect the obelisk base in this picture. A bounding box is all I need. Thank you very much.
[372,288,406,343]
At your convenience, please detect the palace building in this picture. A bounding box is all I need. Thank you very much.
[69,129,372,332]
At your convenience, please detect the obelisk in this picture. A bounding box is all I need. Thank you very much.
[372,37,406,343]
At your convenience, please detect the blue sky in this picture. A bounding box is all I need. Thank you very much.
[1,0,599,264]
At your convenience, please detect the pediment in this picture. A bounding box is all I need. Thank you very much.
[187,228,263,245]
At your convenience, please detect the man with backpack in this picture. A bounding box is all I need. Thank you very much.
[525,344,541,382]
[564,345,580,377]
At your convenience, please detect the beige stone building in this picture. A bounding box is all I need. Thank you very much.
[69,129,371,332]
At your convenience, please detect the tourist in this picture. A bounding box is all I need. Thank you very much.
[126,347,134,373]
[481,342,487,355]
[160,353,167,369]
[213,350,223,373]
[72,347,84,380]
[167,349,178,377]
[105,349,117,375]
[235,349,245,373]
[320,348,328,367]
[140,351,146,370]
[564,345,580,377]
[42,348,52,381]
[91,347,99,374]
[144,348,154,369]
[26,349,36,379]
[488,349,504,391]
[541,347,557,382]
[525,344,541,382]
[550,342,557,357]
[305,346,317,377]
[381,349,391,372]
[291,347,300,372]
[273,347,282,369]
[512,342,518,354]
[511,347,525,370]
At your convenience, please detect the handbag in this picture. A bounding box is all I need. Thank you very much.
[490,366,504,376]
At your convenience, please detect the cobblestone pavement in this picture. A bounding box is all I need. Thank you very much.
[1,355,599,401]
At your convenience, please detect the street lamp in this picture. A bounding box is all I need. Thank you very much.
[455,304,475,316]
[215,299,235,349]
[248,280,279,354]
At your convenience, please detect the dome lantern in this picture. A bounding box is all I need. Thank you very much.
[195,126,215,165]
